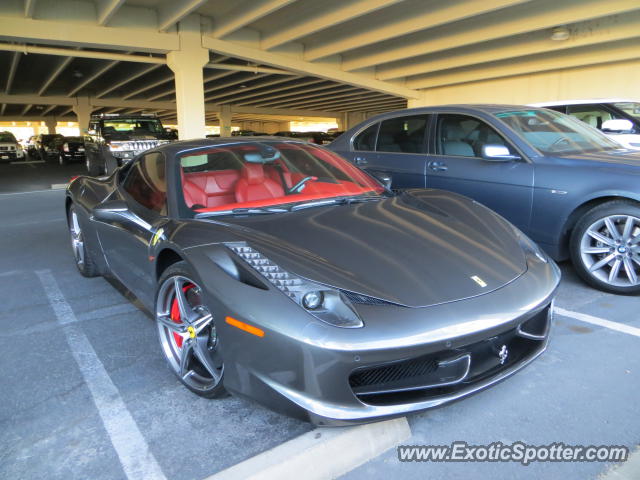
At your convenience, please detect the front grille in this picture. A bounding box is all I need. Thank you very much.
[350,304,551,405]
[350,356,438,389]
[340,290,396,306]
[0,146,15,151]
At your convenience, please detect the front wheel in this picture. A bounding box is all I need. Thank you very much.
[86,155,103,176]
[570,201,640,294]
[68,205,99,277]
[155,262,227,398]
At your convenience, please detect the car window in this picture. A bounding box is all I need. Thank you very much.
[123,152,167,214]
[180,150,245,172]
[353,123,378,151]
[612,102,640,120]
[376,115,429,153]
[496,109,621,154]
[566,105,621,130]
[436,114,515,158]
[0,132,17,142]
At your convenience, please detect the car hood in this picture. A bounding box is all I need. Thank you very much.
[554,149,640,169]
[213,190,527,307]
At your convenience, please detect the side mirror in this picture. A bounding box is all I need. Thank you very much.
[602,119,634,133]
[371,171,392,190]
[481,144,521,162]
[93,199,128,219]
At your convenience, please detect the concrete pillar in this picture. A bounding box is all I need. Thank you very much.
[346,112,367,129]
[73,96,92,134]
[336,113,346,131]
[219,104,232,137]
[278,121,290,131]
[44,117,57,134]
[166,15,209,140]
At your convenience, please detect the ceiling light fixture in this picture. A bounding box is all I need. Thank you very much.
[551,26,570,41]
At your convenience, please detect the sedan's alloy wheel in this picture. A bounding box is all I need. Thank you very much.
[156,275,223,394]
[580,214,640,287]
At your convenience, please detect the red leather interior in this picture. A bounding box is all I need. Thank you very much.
[183,169,240,208]
[234,163,285,203]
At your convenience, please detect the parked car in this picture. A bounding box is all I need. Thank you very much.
[330,105,640,294]
[273,130,330,144]
[54,136,86,165]
[231,129,262,136]
[66,138,560,424]
[85,113,172,176]
[33,133,63,161]
[0,131,26,162]
[530,99,640,150]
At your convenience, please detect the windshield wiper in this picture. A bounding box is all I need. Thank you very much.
[290,194,383,211]
[194,206,288,218]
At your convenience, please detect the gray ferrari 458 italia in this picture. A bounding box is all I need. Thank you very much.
[66,138,560,425]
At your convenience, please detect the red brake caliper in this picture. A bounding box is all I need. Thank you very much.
[170,284,195,348]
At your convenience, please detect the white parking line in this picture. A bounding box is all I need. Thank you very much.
[10,160,45,164]
[36,269,167,480]
[554,307,640,338]
[0,189,63,196]
[51,183,69,189]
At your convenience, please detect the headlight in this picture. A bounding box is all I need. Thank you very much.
[302,291,323,310]
[228,243,364,328]
[512,227,548,263]
[108,143,131,151]
[63,143,69,152]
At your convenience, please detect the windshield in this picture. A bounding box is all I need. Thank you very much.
[179,141,384,216]
[0,132,16,143]
[495,109,624,155]
[612,102,640,120]
[102,118,163,135]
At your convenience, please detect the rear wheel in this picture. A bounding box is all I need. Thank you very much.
[59,153,67,166]
[155,262,227,398]
[570,201,640,294]
[68,205,99,277]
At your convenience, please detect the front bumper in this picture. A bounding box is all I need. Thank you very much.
[191,247,560,425]
[0,150,22,161]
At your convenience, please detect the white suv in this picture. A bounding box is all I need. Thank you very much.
[530,99,640,150]
[0,131,25,162]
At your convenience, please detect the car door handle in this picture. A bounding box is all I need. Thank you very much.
[354,156,368,165]
[428,161,448,172]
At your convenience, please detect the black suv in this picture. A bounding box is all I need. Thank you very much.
[84,114,173,176]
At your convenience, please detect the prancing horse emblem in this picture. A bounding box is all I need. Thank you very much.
[498,345,509,365]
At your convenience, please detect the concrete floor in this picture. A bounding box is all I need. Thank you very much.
[0,164,637,480]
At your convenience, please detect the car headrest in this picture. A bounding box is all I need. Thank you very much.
[241,163,265,185]
[442,123,465,141]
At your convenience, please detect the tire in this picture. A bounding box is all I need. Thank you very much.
[86,154,103,176]
[155,261,227,398]
[68,204,99,277]
[59,154,67,166]
[570,200,640,294]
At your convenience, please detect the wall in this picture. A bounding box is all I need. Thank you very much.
[407,59,640,108]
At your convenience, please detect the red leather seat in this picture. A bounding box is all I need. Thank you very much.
[183,170,240,208]
[235,163,285,203]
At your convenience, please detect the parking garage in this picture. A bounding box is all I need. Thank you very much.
[1,1,639,480]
